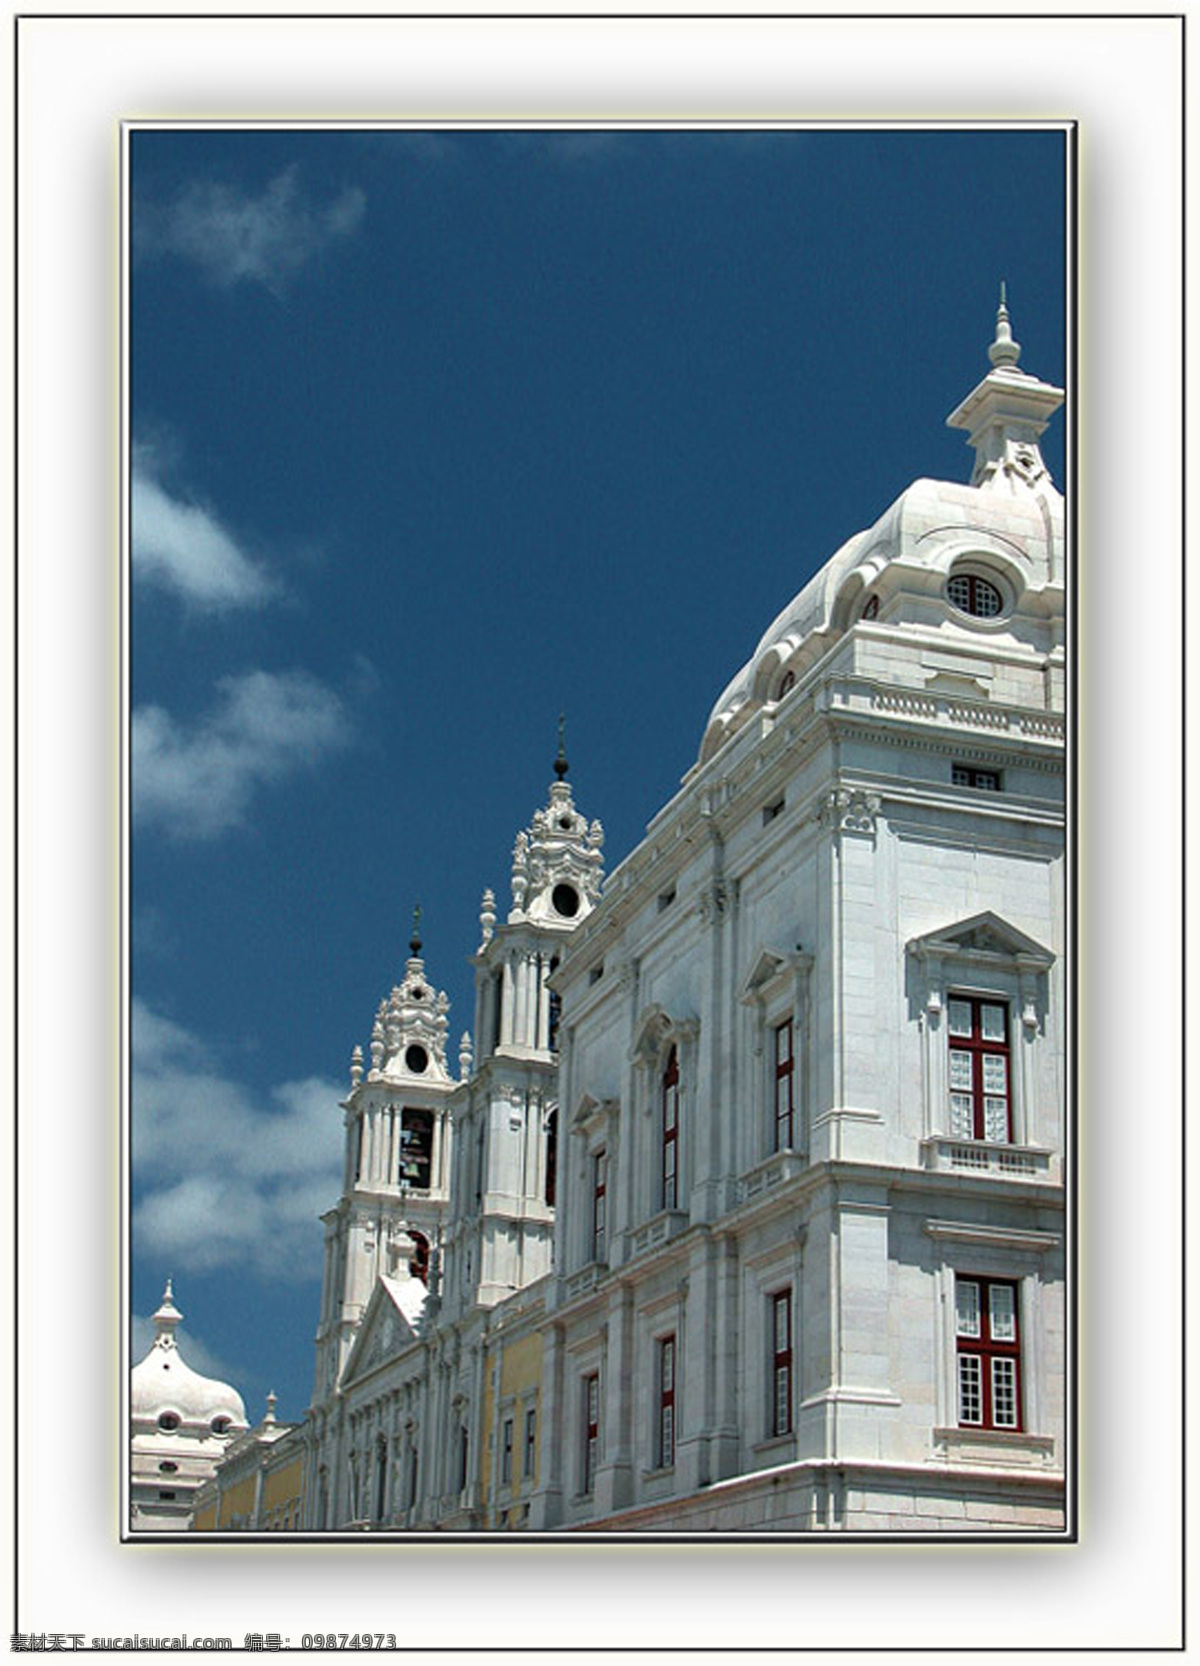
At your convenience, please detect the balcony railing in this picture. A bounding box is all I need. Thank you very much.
[922,1138,1054,1180]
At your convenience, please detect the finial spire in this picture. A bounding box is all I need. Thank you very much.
[554,712,569,781]
[409,902,422,958]
[987,281,1022,371]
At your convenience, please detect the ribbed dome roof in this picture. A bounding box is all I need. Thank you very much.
[131,1280,247,1429]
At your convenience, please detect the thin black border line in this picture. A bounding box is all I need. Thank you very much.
[9,10,1193,19]
[11,8,19,1644]
[1178,12,1187,1653]
[117,115,1074,1556]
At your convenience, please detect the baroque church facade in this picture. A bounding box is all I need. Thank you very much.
[233,298,1067,1534]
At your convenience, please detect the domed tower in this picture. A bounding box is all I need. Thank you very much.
[130,1280,248,1531]
[312,913,457,1404]
[442,728,604,1315]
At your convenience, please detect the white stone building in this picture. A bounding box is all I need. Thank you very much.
[130,1281,249,1530]
[542,294,1066,1532]
[296,296,1067,1535]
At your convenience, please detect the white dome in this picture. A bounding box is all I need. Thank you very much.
[131,1281,247,1431]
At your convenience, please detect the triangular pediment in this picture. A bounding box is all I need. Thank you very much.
[907,910,1054,968]
[340,1275,426,1390]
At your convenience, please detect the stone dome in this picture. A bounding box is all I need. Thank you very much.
[131,1280,248,1431]
[697,297,1064,768]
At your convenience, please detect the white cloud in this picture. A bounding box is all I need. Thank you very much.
[131,998,344,1282]
[133,668,351,839]
[133,463,278,610]
[140,167,365,291]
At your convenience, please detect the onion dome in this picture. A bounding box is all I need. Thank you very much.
[131,1280,248,1434]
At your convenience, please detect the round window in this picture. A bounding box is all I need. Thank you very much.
[158,1461,178,1474]
[947,572,1003,619]
[552,882,580,918]
[157,1412,180,1432]
[211,1416,231,1435]
[405,1043,429,1074]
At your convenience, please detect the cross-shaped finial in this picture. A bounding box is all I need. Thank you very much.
[554,712,569,781]
[410,902,422,957]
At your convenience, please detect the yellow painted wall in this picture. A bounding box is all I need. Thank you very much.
[215,1470,257,1528]
[262,1452,305,1514]
[192,1499,218,1532]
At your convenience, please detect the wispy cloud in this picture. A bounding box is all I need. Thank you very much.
[138,167,365,292]
[133,668,352,840]
[131,999,344,1282]
[133,452,279,610]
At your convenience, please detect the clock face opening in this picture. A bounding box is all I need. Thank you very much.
[405,1043,429,1074]
[552,882,580,919]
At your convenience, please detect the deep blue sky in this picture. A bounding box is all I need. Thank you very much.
[130,126,1066,1420]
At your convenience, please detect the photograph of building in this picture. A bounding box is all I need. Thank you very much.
[126,123,1069,1538]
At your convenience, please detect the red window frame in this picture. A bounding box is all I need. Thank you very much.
[771,1291,793,1437]
[591,1149,607,1262]
[582,1374,600,1494]
[947,995,1011,1143]
[955,1277,1022,1431]
[773,1020,794,1151]
[662,1046,679,1210]
[657,1335,676,1468]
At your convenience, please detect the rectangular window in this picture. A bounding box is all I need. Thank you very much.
[500,1417,514,1485]
[657,1335,676,1468]
[591,1150,607,1262]
[952,764,1002,791]
[773,1020,795,1151]
[947,996,1011,1143]
[524,1407,537,1480]
[457,1425,470,1492]
[398,1108,433,1187]
[408,1444,419,1510]
[956,1277,1021,1430]
[582,1374,600,1494]
[771,1290,793,1437]
[662,1047,680,1210]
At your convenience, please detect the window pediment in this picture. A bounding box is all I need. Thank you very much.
[570,1091,617,1137]
[739,946,813,1006]
[907,910,1053,972]
[629,1004,698,1066]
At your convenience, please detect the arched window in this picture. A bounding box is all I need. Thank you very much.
[777,670,796,700]
[547,956,562,1051]
[544,1108,557,1207]
[408,1228,430,1285]
[662,1046,680,1210]
[375,1436,388,1522]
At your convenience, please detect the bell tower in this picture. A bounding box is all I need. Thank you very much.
[312,912,459,1404]
[442,728,604,1315]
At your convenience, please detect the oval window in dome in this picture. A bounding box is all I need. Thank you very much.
[947,572,1003,619]
[158,1461,178,1474]
[211,1415,231,1435]
[157,1411,180,1432]
[552,883,580,919]
[405,1043,429,1074]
